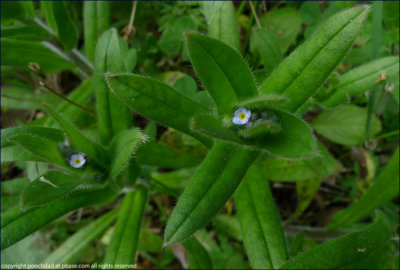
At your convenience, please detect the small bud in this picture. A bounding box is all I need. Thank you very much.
[378,73,387,81]
[385,82,394,93]
[364,139,377,150]
[28,62,41,72]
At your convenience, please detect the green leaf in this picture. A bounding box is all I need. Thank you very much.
[108,128,145,179]
[151,167,196,196]
[1,38,75,73]
[83,1,110,62]
[21,171,83,210]
[104,185,147,265]
[41,1,78,52]
[191,110,317,159]
[290,179,322,222]
[1,1,29,24]
[187,33,258,114]
[235,163,287,269]
[94,29,132,145]
[135,141,202,168]
[1,25,51,41]
[202,1,240,50]
[183,236,213,269]
[280,211,392,269]
[44,209,117,264]
[252,28,282,75]
[105,73,211,147]
[8,135,67,168]
[1,187,117,250]
[1,177,30,213]
[235,94,288,110]
[300,2,321,26]
[311,104,381,146]
[212,214,242,242]
[260,6,369,112]
[322,56,399,107]
[261,7,302,54]
[159,16,196,54]
[1,127,64,148]
[164,141,258,245]
[1,87,60,110]
[44,104,108,169]
[328,148,399,230]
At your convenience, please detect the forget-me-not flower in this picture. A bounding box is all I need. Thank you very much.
[69,153,86,168]
[232,108,251,125]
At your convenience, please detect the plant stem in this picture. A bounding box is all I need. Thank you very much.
[249,1,261,28]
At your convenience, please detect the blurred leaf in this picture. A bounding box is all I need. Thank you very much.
[159,16,196,54]
[300,2,321,26]
[328,148,399,230]
[260,7,369,112]
[292,179,322,221]
[138,229,163,253]
[261,7,302,54]
[281,211,392,269]
[1,25,50,41]
[44,209,118,264]
[136,141,202,169]
[1,235,50,264]
[322,56,399,107]
[104,185,147,265]
[83,1,110,62]
[183,236,213,269]
[202,1,239,50]
[1,187,117,250]
[1,1,29,24]
[119,38,137,72]
[311,104,381,146]
[21,171,83,210]
[41,1,78,52]
[151,167,197,196]
[252,28,282,75]
[1,177,30,213]
[235,163,287,269]
[1,87,60,110]
[1,38,75,73]
[187,33,258,114]
[212,214,242,242]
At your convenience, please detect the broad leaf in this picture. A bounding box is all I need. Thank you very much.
[44,209,118,264]
[260,6,369,112]
[105,73,211,147]
[280,211,392,269]
[21,171,82,210]
[104,185,147,265]
[191,110,317,159]
[328,148,399,230]
[311,104,381,146]
[1,25,51,41]
[187,33,259,114]
[164,141,258,245]
[235,163,287,269]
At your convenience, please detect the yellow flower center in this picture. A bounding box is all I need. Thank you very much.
[239,113,247,120]
[74,159,81,165]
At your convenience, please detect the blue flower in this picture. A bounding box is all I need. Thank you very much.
[69,153,86,168]
[232,108,251,125]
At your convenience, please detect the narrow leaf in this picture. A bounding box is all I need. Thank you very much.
[328,148,399,230]
[104,185,148,265]
[1,187,117,250]
[235,163,287,269]
[187,33,258,114]
[44,209,118,264]
[164,141,258,245]
[260,6,369,112]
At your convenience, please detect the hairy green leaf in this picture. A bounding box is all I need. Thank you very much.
[106,73,211,147]
[187,33,258,114]
[164,141,258,245]
[260,6,369,112]
[236,163,287,269]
